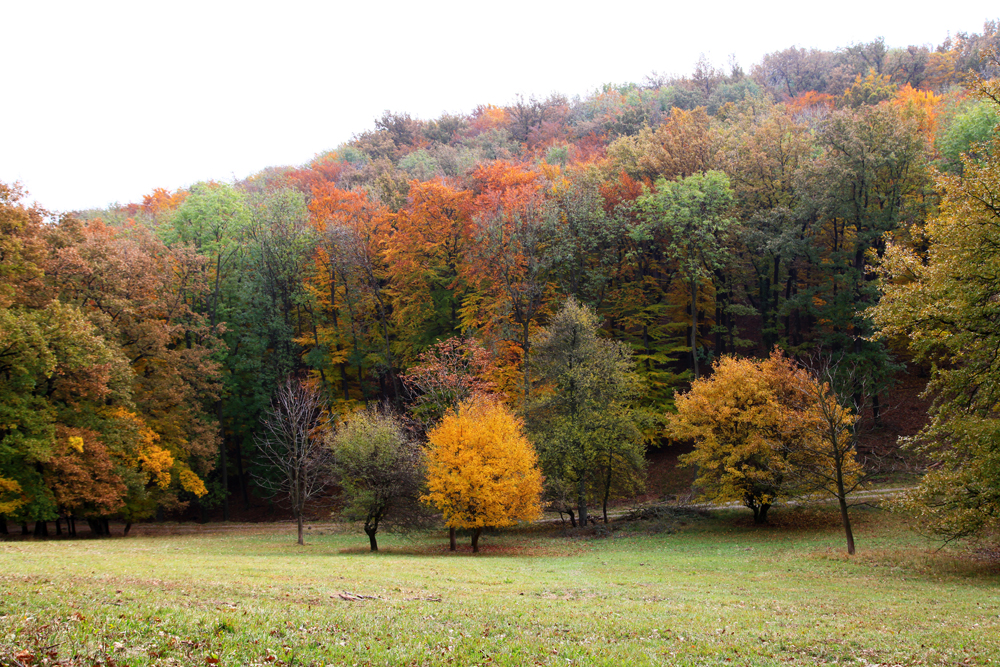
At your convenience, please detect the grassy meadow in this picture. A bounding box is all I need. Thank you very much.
[1,507,998,666]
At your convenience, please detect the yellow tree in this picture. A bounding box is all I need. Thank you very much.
[667,350,860,527]
[423,395,543,552]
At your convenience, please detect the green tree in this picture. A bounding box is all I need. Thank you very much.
[529,298,646,527]
[638,171,734,378]
[327,408,426,551]
[800,103,929,421]
[870,62,1000,543]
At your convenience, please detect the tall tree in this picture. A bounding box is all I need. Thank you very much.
[870,64,1000,542]
[638,171,734,378]
[528,298,645,527]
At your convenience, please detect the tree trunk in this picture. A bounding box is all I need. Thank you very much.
[449,526,457,551]
[522,320,531,411]
[753,503,771,524]
[34,520,47,537]
[567,508,576,528]
[691,279,699,379]
[297,514,304,546]
[0,517,7,535]
[124,521,132,537]
[21,522,28,535]
[471,527,482,553]
[577,478,588,528]
[218,400,229,522]
[235,435,250,510]
[365,523,379,552]
[836,466,856,555]
[603,448,614,524]
[55,517,63,536]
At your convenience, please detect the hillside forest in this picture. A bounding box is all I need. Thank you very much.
[3,23,1000,546]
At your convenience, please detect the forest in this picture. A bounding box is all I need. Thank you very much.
[3,22,1000,548]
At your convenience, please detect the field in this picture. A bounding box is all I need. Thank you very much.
[1,507,998,666]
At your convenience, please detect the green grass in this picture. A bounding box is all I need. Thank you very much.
[1,507,998,666]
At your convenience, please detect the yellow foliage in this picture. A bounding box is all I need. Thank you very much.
[139,445,174,489]
[107,407,160,449]
[667,351,860,516]
[0,476,25,515]
[178,468,208,497]
[68,436,84,453]
[423,396,543,529]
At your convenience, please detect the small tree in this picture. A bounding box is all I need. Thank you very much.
[667,350,859,524]
[423,395,543,552]
[327,408,427,551]
[254,379,332,545]
[789,357,864,554]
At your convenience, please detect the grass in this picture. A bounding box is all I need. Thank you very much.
[1,506,998,666]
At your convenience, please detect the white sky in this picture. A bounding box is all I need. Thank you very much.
[3,1,996,213]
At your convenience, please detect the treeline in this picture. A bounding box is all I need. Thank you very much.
[2,22,1000,535]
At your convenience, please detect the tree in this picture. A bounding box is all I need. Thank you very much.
[423,395,543,552]
[253,379,332,545]
[529,298,646,527]
[400,336,498,432]
[869,59,1000,543]
[800,102,929,422]
[667,350,859,524]
[789,356,865,554]
[464,161,558,409]
[638,171,734,378]
[328,408,426,551]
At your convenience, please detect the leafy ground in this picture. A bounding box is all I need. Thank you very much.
[1,507,998,666]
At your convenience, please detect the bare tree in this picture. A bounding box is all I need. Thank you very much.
[254,379,332,545]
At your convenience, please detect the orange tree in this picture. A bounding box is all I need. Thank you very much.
[666,350,860,526]
[423,395,543,552]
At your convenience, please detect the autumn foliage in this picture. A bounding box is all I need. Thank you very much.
[667,351,860,524]
[423,396,543,551]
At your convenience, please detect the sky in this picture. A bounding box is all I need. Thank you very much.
[3,1,997,213]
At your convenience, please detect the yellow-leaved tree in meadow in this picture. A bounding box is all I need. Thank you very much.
[667,350,862,551]
[423,395,543,552]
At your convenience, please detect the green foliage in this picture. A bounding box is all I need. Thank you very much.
[638,170,734,378]
[328,408,426,551]
[871,68,1000,542]
[528,298,647,524]
[936,98,998,174]
[399,149,442,181]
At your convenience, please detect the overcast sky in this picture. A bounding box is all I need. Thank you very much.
[3,1,996,213]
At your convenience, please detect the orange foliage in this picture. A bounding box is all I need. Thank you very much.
[466,104,509,136]
[140,187,188,217]
[384,180,474,350]
[892,84,943,142]
[599,171,644,213]
[785,91,835,115]
[423,396,543,533]
[286,153,349,195]
[469,160,542,198]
